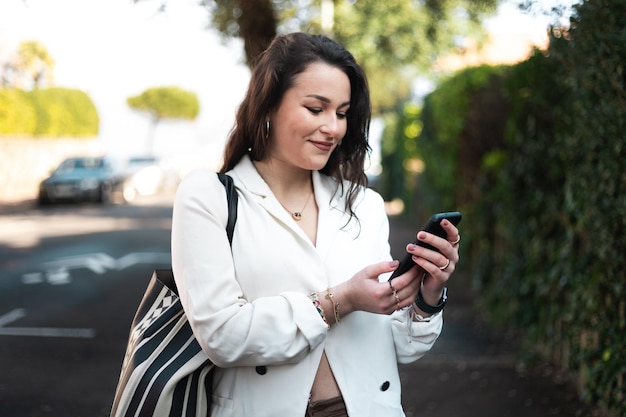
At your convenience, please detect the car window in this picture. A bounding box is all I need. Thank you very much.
[55,158,106,173]
[76,158,104,169]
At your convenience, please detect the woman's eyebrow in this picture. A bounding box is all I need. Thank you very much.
[306,94,350,108]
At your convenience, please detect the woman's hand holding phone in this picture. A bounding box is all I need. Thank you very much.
[389,212,462,311]
[320,213,461,320]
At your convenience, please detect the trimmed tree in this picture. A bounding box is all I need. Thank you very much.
[127,86,199,153]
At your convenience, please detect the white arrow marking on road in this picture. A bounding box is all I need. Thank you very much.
[0,308,26,326]
[21,252,171,285]
[0,308,96,339]
[46,268,71,285]
[44,253,117,274]
[21,273,44,284]
[115,252,171,270]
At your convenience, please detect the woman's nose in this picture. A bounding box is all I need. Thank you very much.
[320,115,342,138]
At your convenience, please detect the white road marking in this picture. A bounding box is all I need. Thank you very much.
[21,273,44,284]
[21,252,171,285]
[0,327,96,338]
[0,308,96,339]
[0,308,26,326]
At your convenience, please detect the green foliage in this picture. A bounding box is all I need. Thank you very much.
[14,40,55,89]
[127,86,199,121]
[332,0,497,114]
[204,0,498,114]
[0,87,98,137]
[379,107,407,201]
[546,0,626,412]
[403,0,626,414]
[31,88,99,136]
[0,89,37,134]
[409,65,506,220]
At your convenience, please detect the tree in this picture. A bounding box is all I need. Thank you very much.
[1,40,55,89]
[330,0,498,113]
[127,86,200,153]
[136,0,498,114]
[203,0,277,67]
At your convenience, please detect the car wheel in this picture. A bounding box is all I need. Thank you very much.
[99,182,113,204]
[37,192,52,206]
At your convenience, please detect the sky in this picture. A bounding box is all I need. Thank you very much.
[0,0,558,171]
[0,0,251,169]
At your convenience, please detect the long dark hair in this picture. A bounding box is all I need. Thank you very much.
[220,32,372,221]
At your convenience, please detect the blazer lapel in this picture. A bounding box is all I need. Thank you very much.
[230,156,316,244]
[230,156,354,258]
[313,171,349,262]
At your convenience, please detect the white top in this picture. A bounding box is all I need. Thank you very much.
[171,155,442,417]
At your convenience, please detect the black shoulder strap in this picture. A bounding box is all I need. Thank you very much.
[217,172,238,246]
[156,173,238,294]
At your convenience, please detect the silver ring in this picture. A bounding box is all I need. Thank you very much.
[439,258,451,271]
[450,236,461,246]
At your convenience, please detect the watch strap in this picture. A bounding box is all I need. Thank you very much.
[414,287,447,315]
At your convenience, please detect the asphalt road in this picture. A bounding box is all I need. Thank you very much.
[0,197,174,417]
[0,196,600,417]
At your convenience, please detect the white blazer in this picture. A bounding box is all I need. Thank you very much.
[171,156,442,417]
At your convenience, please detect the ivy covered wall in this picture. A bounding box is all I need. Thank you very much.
[380,1,626,415]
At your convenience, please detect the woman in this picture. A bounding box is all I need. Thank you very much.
[171,32,460,417]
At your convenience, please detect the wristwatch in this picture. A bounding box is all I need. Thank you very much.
[414,287,447,315]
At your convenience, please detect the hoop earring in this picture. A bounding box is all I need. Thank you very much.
[265,120,270,139]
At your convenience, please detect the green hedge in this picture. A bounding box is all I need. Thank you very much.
[384,1,625,415]
[0,87,99,137]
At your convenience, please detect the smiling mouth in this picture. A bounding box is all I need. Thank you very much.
[310,140,333,151]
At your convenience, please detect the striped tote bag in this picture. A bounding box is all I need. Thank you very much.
[110,173,238,417]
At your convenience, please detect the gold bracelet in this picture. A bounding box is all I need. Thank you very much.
[308,292,330,329]
[325,288,341,324]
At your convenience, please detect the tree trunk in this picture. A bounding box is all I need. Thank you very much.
[238,0,276,67]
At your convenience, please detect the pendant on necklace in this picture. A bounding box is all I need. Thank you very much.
[292,212,302,221]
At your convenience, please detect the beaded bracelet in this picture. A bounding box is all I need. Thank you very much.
[308,292,330,329]
[325,288,341,324]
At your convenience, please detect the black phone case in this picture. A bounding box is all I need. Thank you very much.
[388,211,462,280]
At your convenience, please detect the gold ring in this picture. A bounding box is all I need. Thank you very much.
[439,258,451,271]
[450,236,461,245]
[394,292,401,310]
[389,282,402,309]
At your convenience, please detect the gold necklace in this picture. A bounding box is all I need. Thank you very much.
[282,191,312,221]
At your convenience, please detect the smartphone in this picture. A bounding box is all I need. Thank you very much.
[388,211,462,280]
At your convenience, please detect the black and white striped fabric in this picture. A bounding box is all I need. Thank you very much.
[110,173,238,417]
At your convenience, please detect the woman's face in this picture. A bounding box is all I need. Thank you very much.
[266,62,351,171]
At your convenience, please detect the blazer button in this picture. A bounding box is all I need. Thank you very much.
[380,381,390,391]
[255,366,267,375]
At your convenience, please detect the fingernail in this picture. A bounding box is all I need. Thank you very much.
[441,219,449,226]
[408,243,416,250]
[418,231,427,240]
[390,260,399,268]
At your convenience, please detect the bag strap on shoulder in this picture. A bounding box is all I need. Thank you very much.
[157,173,238,294]
[217,172,238,246]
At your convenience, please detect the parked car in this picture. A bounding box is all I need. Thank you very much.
[37,156,128,205]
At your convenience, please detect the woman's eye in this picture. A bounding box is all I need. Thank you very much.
[337,112,347,119]
[306,107,322,115]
